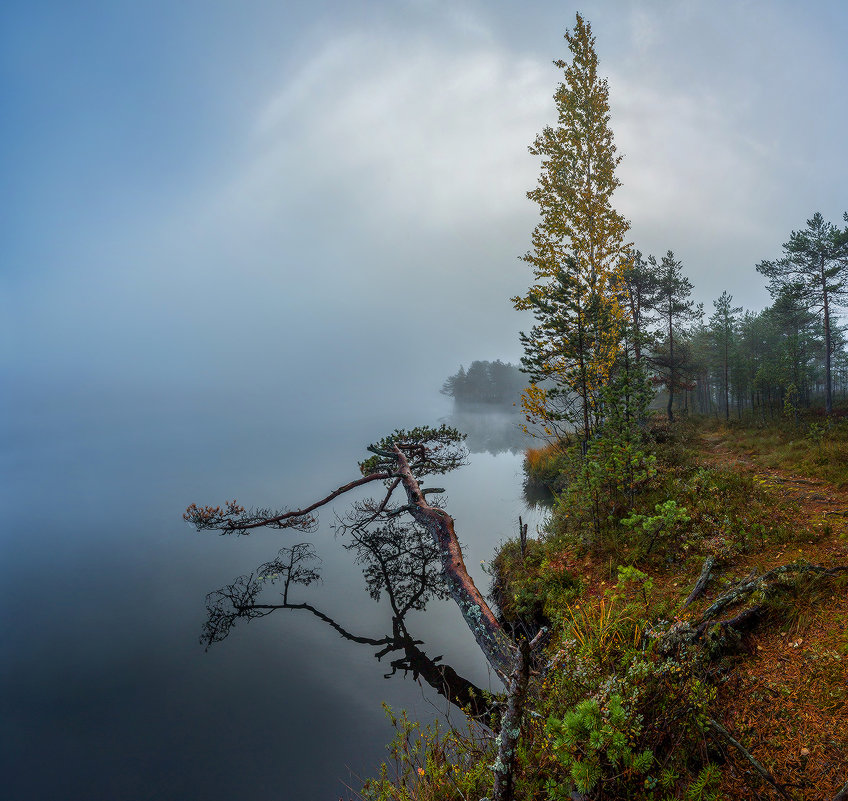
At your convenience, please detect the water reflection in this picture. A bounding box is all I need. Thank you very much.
[443,404,557,507]
[443,405,531,455]
[522,478,556,509]
[203,524,496,721]
[1,390,537,800]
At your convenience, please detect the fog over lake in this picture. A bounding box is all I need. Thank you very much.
[1,381,541,800]
[3,2,847,799]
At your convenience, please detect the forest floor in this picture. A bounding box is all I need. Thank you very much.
[695,425,848,801]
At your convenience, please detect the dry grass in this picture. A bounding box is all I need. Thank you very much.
[701,418,848,489]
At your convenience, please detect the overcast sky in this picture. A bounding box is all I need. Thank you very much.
[2,0,847,416]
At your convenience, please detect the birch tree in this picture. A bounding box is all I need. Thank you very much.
[514,12,629,443]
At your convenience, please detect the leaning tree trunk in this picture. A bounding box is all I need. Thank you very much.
[392,445,516,679]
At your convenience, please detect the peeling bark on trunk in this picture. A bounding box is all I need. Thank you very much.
[392,445,516,680]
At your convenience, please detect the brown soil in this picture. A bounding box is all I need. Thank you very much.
[698,430,848,801]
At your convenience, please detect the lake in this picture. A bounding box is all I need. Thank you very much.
[0,386,541,800]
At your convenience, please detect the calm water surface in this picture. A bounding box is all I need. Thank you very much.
[1,387,540,800]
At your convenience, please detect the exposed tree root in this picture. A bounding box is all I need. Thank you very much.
[696,561,848,627]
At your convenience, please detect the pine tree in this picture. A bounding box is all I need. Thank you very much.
[767,286,821,409]
[708,291,743,420]
[650,251,702,422]
[618,249,658,367]
[519,258,619,441]
[514,13,629,443]
[756,211,848,415]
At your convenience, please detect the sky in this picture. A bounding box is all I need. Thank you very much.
[2,0,848,417]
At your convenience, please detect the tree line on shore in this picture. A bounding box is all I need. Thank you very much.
[441,360,527,407]
[516,191,848,440]
[443,215,848,427]
[511,0,848,443]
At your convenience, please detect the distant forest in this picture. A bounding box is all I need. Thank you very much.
[616,235,848,423]
[441,360,526,407]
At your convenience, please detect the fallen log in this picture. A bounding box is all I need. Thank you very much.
[698,562,848,624]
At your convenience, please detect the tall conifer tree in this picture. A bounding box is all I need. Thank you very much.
[619,249,659,366]
[651,251,701,422]
[708,291,743,420]
[756,211,848,415]
[514,13,629,443]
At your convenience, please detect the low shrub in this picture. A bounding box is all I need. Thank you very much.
[490,538,582,629]
[359,705,493,801]
[524,627,718,800]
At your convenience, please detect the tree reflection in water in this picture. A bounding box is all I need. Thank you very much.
[202,524,497,721]
[443,406,531,456]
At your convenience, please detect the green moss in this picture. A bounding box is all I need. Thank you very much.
[490,538,582,627]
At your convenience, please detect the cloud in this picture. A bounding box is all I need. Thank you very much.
[628,7,660,56]
[217,15,809,312]
[238,32,551,232]
[6,24,560,404]
[613,78,769,234]
[10,2,847,400]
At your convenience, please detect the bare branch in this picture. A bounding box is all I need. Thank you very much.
[708,718,793,801]
[184,471,392,535]
[189,424,513,683]
[254,602,395,647]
